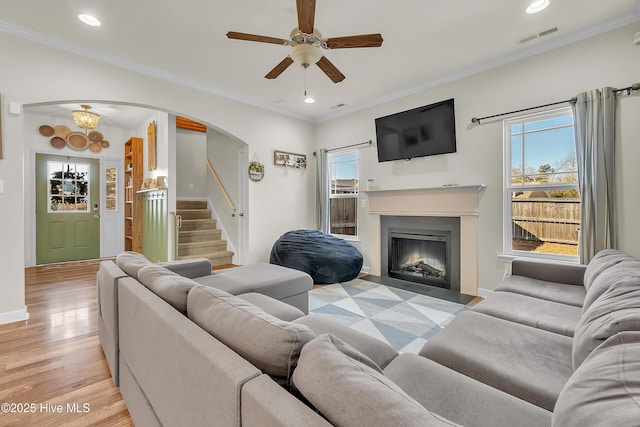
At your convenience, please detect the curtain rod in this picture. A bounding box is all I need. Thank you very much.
[470,83,640,125]
[314,140,372,156]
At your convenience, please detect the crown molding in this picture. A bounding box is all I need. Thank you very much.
[0,20,312,123]
[316,8,640,123]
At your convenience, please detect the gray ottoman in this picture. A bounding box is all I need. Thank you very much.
[194,263,313,314]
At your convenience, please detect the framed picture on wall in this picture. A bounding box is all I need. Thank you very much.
[274,150,306,169]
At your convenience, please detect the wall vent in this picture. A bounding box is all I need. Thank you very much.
[519,26,559,44]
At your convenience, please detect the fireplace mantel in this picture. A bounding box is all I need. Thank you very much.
[364,185,485,296]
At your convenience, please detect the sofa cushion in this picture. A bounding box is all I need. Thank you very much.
[292,334,460,427]
[384,354,552,427]
[116,251,152,280]
[472,291,582,337]
[419,310,573,411]
[583,258,640,311]
[495,274,585,307]
[187,285,315,384]
[553,332,640,427]
[583,249,635,291]
[137,265,198,314]
[572,275,640,368]
[194,263,313,300]
[236,292,305,321]
[293,314,399,369]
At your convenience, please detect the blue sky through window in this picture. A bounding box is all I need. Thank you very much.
[511,115,576,177]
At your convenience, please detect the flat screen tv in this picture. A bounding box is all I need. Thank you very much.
[375,98,457,162]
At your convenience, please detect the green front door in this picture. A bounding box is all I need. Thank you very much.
[36,154,100,264]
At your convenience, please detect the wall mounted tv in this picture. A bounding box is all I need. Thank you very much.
[375,98,457,162]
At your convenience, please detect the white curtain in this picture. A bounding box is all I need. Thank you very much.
[572,88,617,263]
[315,149,330,233]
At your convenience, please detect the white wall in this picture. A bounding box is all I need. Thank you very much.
[176,128,208,198]
[206,128,246,255]
[315,22,640,291]
[0,31,315,322]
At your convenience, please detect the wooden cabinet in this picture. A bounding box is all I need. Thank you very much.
[124,137,143,253]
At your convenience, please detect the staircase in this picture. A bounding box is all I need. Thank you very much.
[176,200,234,266]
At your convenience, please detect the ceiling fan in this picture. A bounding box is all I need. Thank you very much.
[226,0,383,83]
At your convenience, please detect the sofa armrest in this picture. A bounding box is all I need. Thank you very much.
[512,258,586,286]
[241,374,332,427]
[159,258,212,278]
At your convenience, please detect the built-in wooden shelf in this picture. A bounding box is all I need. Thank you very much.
[124,137,143,253]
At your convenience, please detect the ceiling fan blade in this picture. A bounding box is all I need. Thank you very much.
[316,56,345,83]
[296,0,316,34]
[226,31,289,46]
[265,56,295,79]
[325,34,384,49]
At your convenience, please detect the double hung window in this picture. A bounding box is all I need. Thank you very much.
[328,150,358,237]
[504,107,579,259]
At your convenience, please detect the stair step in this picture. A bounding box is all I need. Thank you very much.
[177,209,213,220]
[180,219,217,231]
[179,241,227,257]
[178,229,222,243]
[176,200,208,210]
[178,250,234,267]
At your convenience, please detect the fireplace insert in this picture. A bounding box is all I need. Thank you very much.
[388,230,451,289]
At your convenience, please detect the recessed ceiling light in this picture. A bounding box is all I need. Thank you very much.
[304,96,315,104]
[526,0,550,14]
[78,14,101,27]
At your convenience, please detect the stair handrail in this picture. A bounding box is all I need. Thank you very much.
[169,211,181,261]
[204,157,237,215]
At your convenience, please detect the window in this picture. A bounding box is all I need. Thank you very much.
[105,167,117,211]
[504,107,579,259]
[328,150,358,237]
[48,161,90,212]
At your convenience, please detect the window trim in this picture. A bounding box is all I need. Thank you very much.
[327,148,359,239]
[502,106,579,262]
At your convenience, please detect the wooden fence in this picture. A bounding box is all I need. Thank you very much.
[512,198,580,244]
[330,197,357,236]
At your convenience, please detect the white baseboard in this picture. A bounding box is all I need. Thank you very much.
[0,306,29,325]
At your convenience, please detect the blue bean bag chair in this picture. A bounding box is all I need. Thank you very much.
[270,230,363,284]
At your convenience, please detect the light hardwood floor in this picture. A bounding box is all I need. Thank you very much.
[0,260,133,426]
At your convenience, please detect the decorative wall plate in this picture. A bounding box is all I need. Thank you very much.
[89,142,102,153]
[100,140,110,148]
[50,136,66,149]
[66,132,89,150]
[88,130,103,142]
[39,125,54,137]
[53,125,71,138]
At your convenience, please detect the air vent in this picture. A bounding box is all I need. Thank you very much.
[330,103,346,110]
[519,26,559,44]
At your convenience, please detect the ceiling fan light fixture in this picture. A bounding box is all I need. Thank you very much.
[72,105,100,132]
[291,44,323,67]
[526,0,550,14]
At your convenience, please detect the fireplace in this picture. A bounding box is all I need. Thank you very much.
[389,230,451,289]
[381,215,461,292]
[365,185,484,296]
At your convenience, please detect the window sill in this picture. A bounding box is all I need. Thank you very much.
[499,251,580,264]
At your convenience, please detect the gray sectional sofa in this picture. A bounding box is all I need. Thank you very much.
[97,249,640,426]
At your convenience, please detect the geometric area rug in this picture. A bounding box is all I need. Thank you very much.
[309,278,468,354]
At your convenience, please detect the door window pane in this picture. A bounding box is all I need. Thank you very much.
[48,161,90,212]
